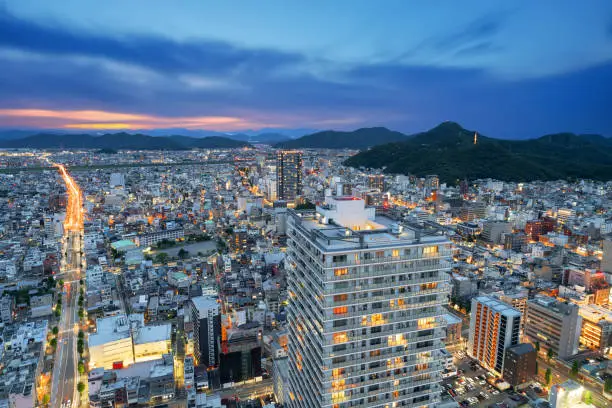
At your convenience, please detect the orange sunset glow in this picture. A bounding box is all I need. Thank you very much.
[0,108,279,131]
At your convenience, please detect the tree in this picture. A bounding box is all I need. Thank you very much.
[78,361,85,375]
[78,308,84,319]
[77,382,85,394]
[77,341,84,355]
[535,342,540,353]
[52,326,59,336]
[584,390,592,405]
[42,394,50,405]
[154,252,169,264]
[535,361,539,375]
[178,248,190,259]
[545,368,552,386]
[571,360,579,377]
[49,338,57,348]
[605,377,612,393]
[547,348,554,362]
[78,330,84,340]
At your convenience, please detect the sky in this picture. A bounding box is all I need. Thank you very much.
[1,1,612,138]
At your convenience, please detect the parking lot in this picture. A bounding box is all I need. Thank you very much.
[442,352,511,408]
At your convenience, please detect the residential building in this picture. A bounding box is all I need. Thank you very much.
[549,380,586,408]
[276,150,303,201]
[524,296,581,359]
[190,296,221,368]
[481,221,512,245]
[286,196,451,408]
[578,304,612,356]
[468,296,521,375]
[367,175,385,192]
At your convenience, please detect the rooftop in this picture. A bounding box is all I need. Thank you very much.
[135,324,171,344]
[474,296,522,317]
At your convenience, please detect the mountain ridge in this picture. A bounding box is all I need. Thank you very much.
[0,132,252,150]
[345,122,612,182]
[275,127,409,149]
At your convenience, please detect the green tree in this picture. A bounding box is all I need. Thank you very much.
[78,308,84,319]
[77,341,84,355]
[605,377,612,393]
[547,348,554,362]
[584,390,592,405]
[79,278,84,285]
[54,308,61,318]
[49,338,57,348]
[154,252,169,264]
[78,330,84,340]
[571,360,580,377]
[78,361,85,375]
[52,326,59,336]
[42,394,50,405]
[77,382,85,394]
[535,342,540,352]
[535,361,539,375]
[545,368,552,386]
[178,248,190,259]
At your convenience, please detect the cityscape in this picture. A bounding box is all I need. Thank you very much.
[1,2,612,408]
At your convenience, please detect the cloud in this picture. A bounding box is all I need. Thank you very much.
[433,15,504,52]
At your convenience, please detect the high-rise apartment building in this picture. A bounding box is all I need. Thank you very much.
[524,296,581,359]
[276,150,303,201]
[190,296,222,368]
[286,196,451,408]
[603,236,612,274]
[468,296,521,375]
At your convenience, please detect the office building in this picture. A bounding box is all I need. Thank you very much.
[89,315,136,370]
[524,297,581,359]
[578,304,612,356]
[468,296,521,375]
[502,343,536,389]
[602,236,612,274]
[276,150,303,201]
[190,296,221,368]
[499,291,528,332]
[481,221,512,245]
[286,196,451,408]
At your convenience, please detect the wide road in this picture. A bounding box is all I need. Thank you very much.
[51,163,85,408]
[51,275,80,408]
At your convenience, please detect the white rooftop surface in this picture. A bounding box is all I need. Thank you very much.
[191,295,219,314]
[474,296,522,317]
[444,313,462,325]
[113,359,158,379]
[135,324,171,344]
[89,315,131,347]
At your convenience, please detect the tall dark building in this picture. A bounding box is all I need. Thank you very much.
[276,150,303,201]
[503,343,536,389]
[190,296,221,368]
[220,324,262,385]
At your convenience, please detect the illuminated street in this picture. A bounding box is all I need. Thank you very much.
[50,164,85,408]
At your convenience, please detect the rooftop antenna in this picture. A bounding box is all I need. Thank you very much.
[473,132,478,145]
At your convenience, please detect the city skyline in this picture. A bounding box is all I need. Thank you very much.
[1,1,612,138]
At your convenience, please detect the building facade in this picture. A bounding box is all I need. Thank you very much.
[503,343,536,389]
[276,150,303,201]
[524,296,581,359]
[190,296,222,368]
[468,296,521,376]
[286,197,451,408]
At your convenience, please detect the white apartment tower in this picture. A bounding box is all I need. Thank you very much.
[286,196,451,408]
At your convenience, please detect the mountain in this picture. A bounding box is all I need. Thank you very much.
[0,133,251,150]
[345,122,612,183]
[0,129,43,140]
[275,127,409,149]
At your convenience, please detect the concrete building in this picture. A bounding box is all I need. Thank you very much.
[503,343,536,389]
[468,296,521,375]
[444,313,462,345]
[499,291,528,332]
[190,296,221,369]
[89,315,135,370]
[602,236,612,274]
[578,304,612,356]
[133,324,172,363]
[549,380,586,408]
[286,196,451,408]
[481,221,512,245]
[524,297,581,359]
[276,150,303,201]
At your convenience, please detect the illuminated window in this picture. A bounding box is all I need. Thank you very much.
[392,249,400,258]
[334,268,349,276]
[418,317,435,329]
[423,246,439,256]
[334,294,348,302]
[371,313,385,326]
[332,368,345,379]
[376,251,385,258]
[333,332,349,344]
[421,282,438,290]
[333,306,348,315]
